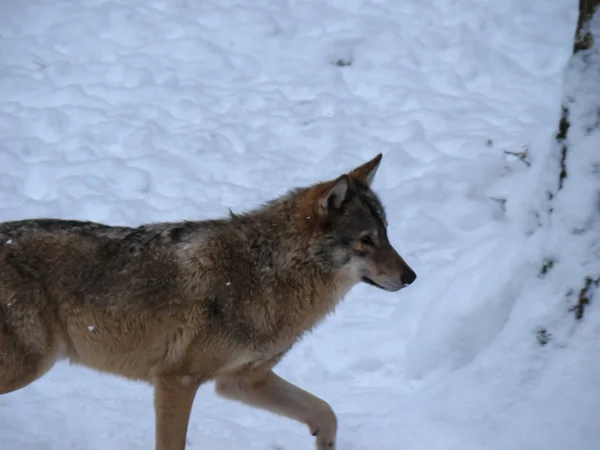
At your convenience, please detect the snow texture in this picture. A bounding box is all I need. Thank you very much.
[1,0,597,449]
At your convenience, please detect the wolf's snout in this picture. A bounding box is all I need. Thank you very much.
[401,266,417,286]
[365,247,418,291]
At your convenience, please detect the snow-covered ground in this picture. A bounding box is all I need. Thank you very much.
[1,0,597,449]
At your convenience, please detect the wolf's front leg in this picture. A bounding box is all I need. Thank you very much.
[216,370,337,449]
[153,375,202,450]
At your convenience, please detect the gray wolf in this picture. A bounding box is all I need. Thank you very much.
[0,153,416,449]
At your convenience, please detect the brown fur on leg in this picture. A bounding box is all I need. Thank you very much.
[0,336,47,395]
[216,367,337,450]
[0,297,60,395]
[154,375,202,450]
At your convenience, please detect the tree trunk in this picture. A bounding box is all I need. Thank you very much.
[555,0,599,191]
[574,0,600,53]
[552,0,600,319]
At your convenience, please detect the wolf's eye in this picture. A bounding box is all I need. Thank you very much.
[360,235,375,246]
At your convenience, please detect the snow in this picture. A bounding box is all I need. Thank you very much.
[0,0,596,449]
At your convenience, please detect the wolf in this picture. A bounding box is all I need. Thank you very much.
[0,153,416,450]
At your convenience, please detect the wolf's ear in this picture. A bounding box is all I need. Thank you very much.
[348,153,383,187]
[318,175,350,212]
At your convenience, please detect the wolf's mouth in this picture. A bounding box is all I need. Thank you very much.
[362,276,390,290]
[362,276,381,288]
[362,276,404,292]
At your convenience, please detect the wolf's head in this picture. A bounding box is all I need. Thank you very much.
[300,153,416,292]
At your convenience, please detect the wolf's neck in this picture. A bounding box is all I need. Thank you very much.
[233,200,329,277]
[225,202,357,325]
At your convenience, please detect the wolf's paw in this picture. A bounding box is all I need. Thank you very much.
[311,428,335,449]
[307,401,337,450]
[316,436,335,449]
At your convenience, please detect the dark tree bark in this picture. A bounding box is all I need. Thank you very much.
[555,0,599,191]
[553,0,600,319]
[574,0,600,53]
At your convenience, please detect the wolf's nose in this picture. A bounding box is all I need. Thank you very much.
[401,268,417,285]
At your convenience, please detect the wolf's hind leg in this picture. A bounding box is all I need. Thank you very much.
[216,369,337,450]
[0,308,60,395]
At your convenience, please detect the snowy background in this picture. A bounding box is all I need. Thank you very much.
[1,0,597,449]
